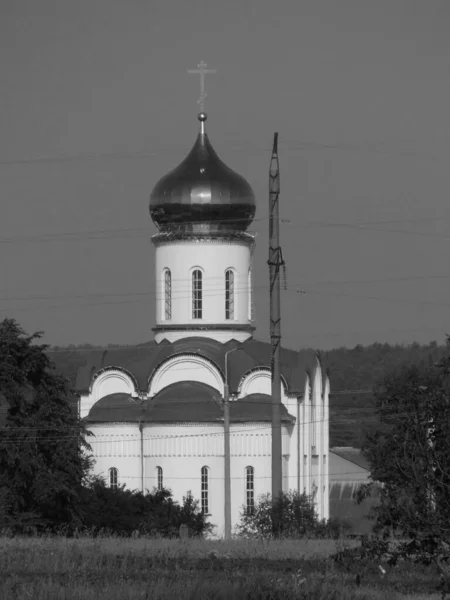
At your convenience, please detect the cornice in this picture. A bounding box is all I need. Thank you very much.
[152,323,255,333]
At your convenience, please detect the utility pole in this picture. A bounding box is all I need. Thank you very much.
[268,133,284,530]
[223,347,243,540]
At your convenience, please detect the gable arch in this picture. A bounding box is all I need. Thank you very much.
[91,367,139,401]
[237,367,288,401]
[148,353,224,397]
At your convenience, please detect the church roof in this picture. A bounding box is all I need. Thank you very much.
[86,384,295,424]
[76,337,323,396]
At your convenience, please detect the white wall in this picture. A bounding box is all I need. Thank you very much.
[79,369,138,419]
[149,354,224,397]
[153,236,254,343]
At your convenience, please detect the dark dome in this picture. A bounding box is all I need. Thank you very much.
[150,113,256,235]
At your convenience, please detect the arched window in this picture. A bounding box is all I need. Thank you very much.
[248,268,252,320]
[109,467,118,490]
[225,269,234,320]
[201,466,209,514]
[192,269,203,319]
[245,466,255,515]
[156,466,163,491]
[164,269,172,320]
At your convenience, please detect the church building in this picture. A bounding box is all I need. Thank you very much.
[76,111,330,537]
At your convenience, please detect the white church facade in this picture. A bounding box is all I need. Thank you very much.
[76,112,330,537]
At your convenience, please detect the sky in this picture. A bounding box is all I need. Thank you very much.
[1,0,450,351]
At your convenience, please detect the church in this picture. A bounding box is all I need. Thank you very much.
[75,110,330,537]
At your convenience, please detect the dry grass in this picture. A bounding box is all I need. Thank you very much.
[0,536,441,599]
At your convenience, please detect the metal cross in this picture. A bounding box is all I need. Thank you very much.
[187,61,217,112]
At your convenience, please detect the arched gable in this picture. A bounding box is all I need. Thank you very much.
[237,368,289,402]
[148,353,224,397]
[91,367,139,401]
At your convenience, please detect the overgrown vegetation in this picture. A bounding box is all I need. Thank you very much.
[80,478,212,537]
[237,490,351,540]
[0,536,443,599]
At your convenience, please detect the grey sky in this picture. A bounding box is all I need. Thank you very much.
[1,0,450,350]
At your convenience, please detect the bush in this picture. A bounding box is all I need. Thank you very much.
[237,491,317,538]
[237,491,352,539]
[79,477,212,538]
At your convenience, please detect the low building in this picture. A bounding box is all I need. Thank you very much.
[329,447,379,535]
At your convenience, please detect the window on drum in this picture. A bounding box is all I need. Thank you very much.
[192,269,203,319]
[225,269,234,320]
[164,269,172,320]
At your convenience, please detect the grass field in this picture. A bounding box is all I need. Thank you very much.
[0,536,442,599]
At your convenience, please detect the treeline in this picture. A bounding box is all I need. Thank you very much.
[48,340,447,448]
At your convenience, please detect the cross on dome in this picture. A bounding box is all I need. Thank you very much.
[187,61,217,112]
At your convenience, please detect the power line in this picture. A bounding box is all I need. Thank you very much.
[0,135,447,168]
[1,214,450,245]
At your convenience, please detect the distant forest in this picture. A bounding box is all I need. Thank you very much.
[49,340,448,448]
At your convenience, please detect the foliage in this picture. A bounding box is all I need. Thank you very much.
[0,318,92,532]
[237,490,326,539]
[359,339,450,565]
[0,536,440,599]
[79,476,212,537]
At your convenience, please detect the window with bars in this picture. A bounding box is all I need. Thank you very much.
[245,466,255,515]
[225,269,234,320]
[109,467,118,490]
[192,269,203,319]
[201,466,209,514]
[156,466,163,491]
[164,269,172,320]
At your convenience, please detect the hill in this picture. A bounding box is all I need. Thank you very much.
[48,340,447,447]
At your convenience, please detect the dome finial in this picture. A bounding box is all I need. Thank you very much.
[198,112,207,134]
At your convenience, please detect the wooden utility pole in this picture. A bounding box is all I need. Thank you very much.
[268,133,284,523]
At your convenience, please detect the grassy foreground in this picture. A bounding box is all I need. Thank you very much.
[0,536,442,599]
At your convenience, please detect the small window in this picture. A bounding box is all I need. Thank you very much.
[109,467,118,490]
[164,269,172,320]
[201,466,209,514]
[156,466,163,491]
[225,269,234,320]
[192,269,203,319]
[245,466,255,515]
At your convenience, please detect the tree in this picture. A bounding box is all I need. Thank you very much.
[0,318,92,531]
[360,342,450,564]
[80,477,212,537]
[237,491,320,539]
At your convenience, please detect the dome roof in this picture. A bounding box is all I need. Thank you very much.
[85,387,295,424]
[150,113,256,235]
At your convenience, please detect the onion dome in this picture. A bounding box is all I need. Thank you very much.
[150,113,256,235]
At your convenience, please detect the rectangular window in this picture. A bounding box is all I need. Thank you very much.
[192,270,203,319]
[164,270,172,320]
[201,466,209,514]
[110,468,118,490]
[246,466,254,515]
[225,269,234,320]
[157,466,163,491]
